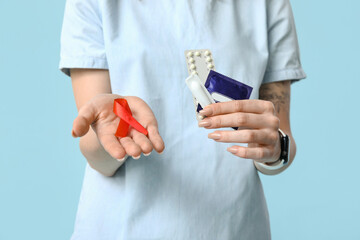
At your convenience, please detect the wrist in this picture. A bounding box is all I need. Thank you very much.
[79,128,124,177]
[254,128,290,175]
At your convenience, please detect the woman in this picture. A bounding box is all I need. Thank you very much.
[59,0,306,239]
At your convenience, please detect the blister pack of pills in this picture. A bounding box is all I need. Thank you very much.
[184,49,216,120]
[184,49,215,84]
[184,49,253,121]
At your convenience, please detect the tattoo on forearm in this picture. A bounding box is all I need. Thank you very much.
[259,81,290,115]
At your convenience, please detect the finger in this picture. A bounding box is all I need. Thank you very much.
[199,100,275,117]
[130,129,154,156]
[208,129,278,145]
[199,112,279,129]
[227,145,273,161]
[72,102,97,137]
[97,133,127,160]
[147,125,165,154]
[119,136,142,159]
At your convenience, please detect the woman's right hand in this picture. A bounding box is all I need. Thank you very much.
[71,94,165,161]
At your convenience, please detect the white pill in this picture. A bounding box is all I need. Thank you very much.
[190,64,196,70]
[195,51,200,56]
[188,58,195,64]
[204,50,210,56]
[187,52,194,57]
[206,57,212,62]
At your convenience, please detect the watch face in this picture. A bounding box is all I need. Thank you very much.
[278,129,290,164]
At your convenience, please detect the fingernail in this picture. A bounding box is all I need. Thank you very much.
[208,132,221,140]
[116,156,127,162]
[198,119,211,128]
[132,155,141,160]
[227,147,238,154]
[199,107,212,116]
[144,152,151,156]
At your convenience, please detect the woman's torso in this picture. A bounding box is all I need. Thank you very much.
[71,1,271,239]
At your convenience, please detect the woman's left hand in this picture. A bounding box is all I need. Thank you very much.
[198,99,281,164]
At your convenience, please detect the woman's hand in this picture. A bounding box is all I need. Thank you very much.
[198,99,281,164]
[72,94,165,161]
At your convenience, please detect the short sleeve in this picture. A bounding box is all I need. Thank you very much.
[262,0,306,84]
[59,0,108,77]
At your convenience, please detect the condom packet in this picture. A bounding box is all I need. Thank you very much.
[183,49,253,121]
[204,70,252,103]
[202,70,253,130]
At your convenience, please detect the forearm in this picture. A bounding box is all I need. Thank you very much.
[79,127,124,177]
[70,69,123,176]
[256,80,295,175]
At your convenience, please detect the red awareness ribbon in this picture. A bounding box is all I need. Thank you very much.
[113,98,148,138]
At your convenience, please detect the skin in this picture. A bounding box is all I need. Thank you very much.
[198,80,297,175]
[70,69,165,177]
[70,68,295,176]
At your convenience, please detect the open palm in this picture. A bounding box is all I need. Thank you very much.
[71,94,165,160]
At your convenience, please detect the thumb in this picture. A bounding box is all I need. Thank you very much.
[72,102,98,138]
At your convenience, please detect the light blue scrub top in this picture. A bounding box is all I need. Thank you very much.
[59,0,306,239]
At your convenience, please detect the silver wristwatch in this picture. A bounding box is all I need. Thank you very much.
[255,128,290,173]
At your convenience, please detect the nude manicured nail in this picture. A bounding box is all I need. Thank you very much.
[117,154,128,162]
[199,107,212,116]
[227,147,238,154]
[132,155,141,160]
[144,152,151,156]
[116,156,126,162]
[198,119,211,128]
[208,132,221,140]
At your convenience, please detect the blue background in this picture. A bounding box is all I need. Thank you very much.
[0,0,359,239]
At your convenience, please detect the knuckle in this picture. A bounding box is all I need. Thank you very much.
[149,127,159,137]
[212,103,221,114]
[120,137,130,146]
[263,101,275,112]
[269,131,279,143]
[78,115,89,126]
[244,131,256,142]
[270,117,280,128]
[241,148,248,159]
[213,116,222,127]
[234,100,243,112]
[236,114,247,126]
[224,131,232,141]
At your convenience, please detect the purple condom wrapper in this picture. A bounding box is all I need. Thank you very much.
[205,70,253,101]
[196,70,253,111]
[196,70,253,130]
